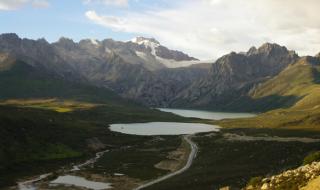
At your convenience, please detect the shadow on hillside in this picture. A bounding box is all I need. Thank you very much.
[312,67,320,84]
[222,95,301,112]
[171,94,300,113]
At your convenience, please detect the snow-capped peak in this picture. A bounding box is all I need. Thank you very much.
[131,37,160,56]
[131,37,160,47]
[90,38,99,46]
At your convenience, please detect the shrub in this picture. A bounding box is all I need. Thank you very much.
[247,176,263,187]
[303,151,320,165]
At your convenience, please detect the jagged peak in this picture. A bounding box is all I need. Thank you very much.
[0,33,21,44]
[246,46,257,56]
[260,42,282,48]
[316,52,320,58]
[246,42,299,59]
[0,33,20,40]
[215,51,246,64]
[257,42,287,53]
[36,38,49,44]
[131,36,160,46]
[54,37,77,50]
[90,38,100,45]
[79,38,100,46]
[57,37,74,44]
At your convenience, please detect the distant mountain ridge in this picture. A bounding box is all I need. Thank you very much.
[1,33,319,112]
[0,33,209,106]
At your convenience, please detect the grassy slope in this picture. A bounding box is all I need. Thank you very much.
[217,59,320,130]
[251,58,320,109]
[210,57,319,112]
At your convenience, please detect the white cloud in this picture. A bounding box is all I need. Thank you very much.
[0,0,29,10]
[0,0,49,10]
[84,0,128,7]
[85,0,320,59]
[32,0,50,8]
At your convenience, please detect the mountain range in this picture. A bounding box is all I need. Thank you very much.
[0,33,319,112]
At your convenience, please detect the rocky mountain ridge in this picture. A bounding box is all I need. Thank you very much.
[1,33,316,112]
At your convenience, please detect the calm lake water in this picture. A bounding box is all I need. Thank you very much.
[110,109,255,136]
[110,122,220,136]
[158,108,256,120]
[50,175,112,190]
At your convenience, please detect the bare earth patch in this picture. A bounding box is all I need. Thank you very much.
[154,137,190,172]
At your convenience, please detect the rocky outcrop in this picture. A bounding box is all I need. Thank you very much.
[244,162,320,190]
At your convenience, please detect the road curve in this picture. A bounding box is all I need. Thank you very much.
[134,135,198,190]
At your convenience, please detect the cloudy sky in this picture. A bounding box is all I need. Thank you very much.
[1,0,320,59]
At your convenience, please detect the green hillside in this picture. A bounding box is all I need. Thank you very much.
[217,57,320,130]
[251,57,320,109]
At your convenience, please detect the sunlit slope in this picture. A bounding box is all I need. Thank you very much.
[218,57,320,130]
[250,57,320,110]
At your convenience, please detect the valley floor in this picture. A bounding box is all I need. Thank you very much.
[14,128,320,190]
[1,100,320,190]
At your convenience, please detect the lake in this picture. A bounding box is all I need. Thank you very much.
[110,109,255,136]
[50,175,112,190]
[158,108,256,120]
[110,122,219,136]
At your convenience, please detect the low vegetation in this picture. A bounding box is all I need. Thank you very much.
[303,151,320,165]
[247,176,263,188]
[144,129,320,190]
[0,101,186,188]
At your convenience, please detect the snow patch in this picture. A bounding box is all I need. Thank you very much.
[105,47,112,53]
[90,38,99,46]
[131,37,160,56]
[156,57,213,68]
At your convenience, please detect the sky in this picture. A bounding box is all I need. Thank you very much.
[1,0,320,60]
